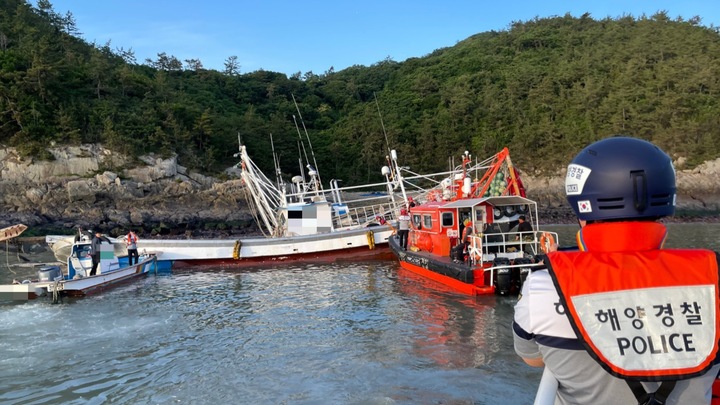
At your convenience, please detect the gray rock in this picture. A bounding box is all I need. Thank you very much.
[0,145,717,234]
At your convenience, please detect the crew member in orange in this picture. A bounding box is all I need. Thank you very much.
[513,136,720,404]
[125,229,139,265]
[450,218,473,263]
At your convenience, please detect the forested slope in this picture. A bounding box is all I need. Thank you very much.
[2,1,719,186]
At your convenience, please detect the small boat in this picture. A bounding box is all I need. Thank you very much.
[387,148,558,296]
[0,266,58,301]
[0,224,62,301]
[0,224,54,301]
[46,232,125,269]
[0,223,28,240]
[46,239,158,302]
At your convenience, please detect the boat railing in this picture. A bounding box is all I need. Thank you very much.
[467,230,559,266]
[482,262,543,288]
[331,201,399,229]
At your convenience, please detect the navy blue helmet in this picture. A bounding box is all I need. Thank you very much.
[565,136,676,221]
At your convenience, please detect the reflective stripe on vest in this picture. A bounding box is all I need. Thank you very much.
[547,249,720,381]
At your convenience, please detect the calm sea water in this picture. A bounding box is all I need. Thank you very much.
[1,223,718,405]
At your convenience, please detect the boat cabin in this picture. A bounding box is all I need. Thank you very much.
[409,195,541,265]
[282,201,335,236]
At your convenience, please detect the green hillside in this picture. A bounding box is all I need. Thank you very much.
[2,1,719,185]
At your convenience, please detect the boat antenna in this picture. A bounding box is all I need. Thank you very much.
[269,133,284,189]
[295,137,306,185]
[374,92,392,156]
[292,114,310,171]
[375,92,408,207]
[291,94,322,189]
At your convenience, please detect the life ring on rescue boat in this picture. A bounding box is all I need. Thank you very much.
[539,232,555,254]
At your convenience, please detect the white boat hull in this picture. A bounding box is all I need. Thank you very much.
[137,226,394,265]
[0,281,53,300]
[48,226,394,268]
[48,255,157,296]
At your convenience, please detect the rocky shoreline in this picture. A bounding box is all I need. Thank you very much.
[0,145,718,239]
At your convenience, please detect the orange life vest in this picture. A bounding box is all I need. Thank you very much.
[546,222,720,382]
[461,225,472,243]
[126,232,138,245]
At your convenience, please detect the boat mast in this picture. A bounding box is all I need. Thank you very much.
[291,94,323,196]
[292,115,308,190]
[269,133,284,191]
[374,92,405,207]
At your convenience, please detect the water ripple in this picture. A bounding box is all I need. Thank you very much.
[1,260,541,404]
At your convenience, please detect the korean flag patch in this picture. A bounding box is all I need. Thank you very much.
[578,200,592,213]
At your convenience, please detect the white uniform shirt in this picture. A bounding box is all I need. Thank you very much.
[514,269,719,405]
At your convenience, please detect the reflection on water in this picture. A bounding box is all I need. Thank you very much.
[0,223,718,404]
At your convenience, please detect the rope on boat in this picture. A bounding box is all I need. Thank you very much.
[4,239,17,274]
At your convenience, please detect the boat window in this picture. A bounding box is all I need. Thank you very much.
[412,214,422,229]
[423,214,432,229]
[441,212,453,227]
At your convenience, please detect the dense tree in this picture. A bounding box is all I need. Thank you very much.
[223,55,239,76]
[1,0,719,182]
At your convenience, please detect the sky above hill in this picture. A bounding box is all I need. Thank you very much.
[42,0,720,76]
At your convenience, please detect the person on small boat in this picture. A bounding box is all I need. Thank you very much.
[125,229,139,265]
[397,208,411,250]
[513,136,720,404]
[90,230,112,276]
[515,215,532,239]
[514,215,534,254]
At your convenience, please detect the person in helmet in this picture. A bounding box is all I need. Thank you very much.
[513,136,720,404]
[397,207,411,250]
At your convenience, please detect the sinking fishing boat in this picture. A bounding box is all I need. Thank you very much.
[48,137,405,269]
[387,148,558,296]
[46,238,158,302]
